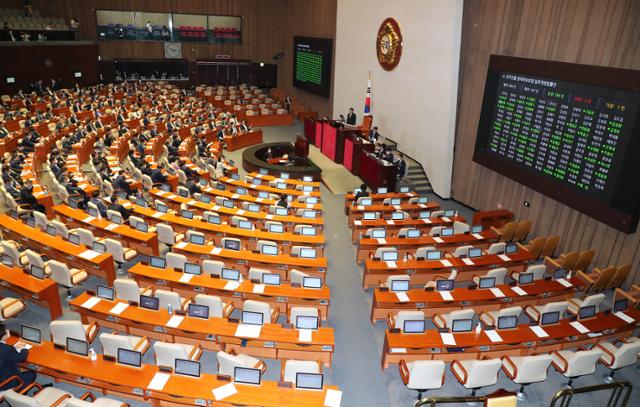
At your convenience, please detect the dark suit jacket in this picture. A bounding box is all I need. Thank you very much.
[346,112,356,125]
[0,342,28,386]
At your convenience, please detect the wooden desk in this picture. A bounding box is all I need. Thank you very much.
[347,202,440,226]
[351,216,466,243]
[219,177,322,199]
[224,131,263,151]
[200,184,323,212]
[345,191,419,206]
[54,204,160,256]
[248,171,321,189]
[0,214,116,284]
[381,308,640,369]
[0,263,63,319]
[370,277,583,322]
[362,250,534,289]
[9,337,340,407]
[357,230,499,263]
[359,151,396,192]
[472,209,514,230]
[128,263,331,320]
[70,293,335,366]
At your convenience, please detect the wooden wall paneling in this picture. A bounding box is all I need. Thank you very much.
[453,0,640,287]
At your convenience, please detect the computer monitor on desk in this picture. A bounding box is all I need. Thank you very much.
[175,359,200,377]
[578,305,596,320]
[21,325,41,344]
[518,273,534,285]
[497,315,518,330]
[478,276,496,289]
[436,279,454,291]
[613,298,628,313]
[97,285,114,300]
[117,348,142,368]
[184,262,202,275]
[296,372,323,390]
[234,367,261,385]
[540,311,560,325]
[241,311,264,326]
[382,251,398,262]
[140,295,159,310]
[296,315,319,330]
[403,319,425,334]
[553,268,568,280]
[426,250,442,261]
[221,268,240,281]
[188,303,209,319]
[66,337,88,356]
[150,256,166,269]
[391,280,410,292]
[451,319,473,333]
[262,273,281,286]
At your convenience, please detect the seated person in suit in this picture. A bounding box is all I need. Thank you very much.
[88,191,108,217]
[108,194,132,220]
[113,170,133,195]
[395,153,407,181]
[0,322,36,391]
[276,194,289,209]
[368,126,380,144]
[19,179,44,212]
[354,183,369,201]
[186,179,202,196]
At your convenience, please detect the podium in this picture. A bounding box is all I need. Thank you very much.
[343,132,374,174]
[359,151,397,191]
[304,117,316,145]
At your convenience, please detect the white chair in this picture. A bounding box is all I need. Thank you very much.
[415,246,437,260]
[472,267,507,286]
[49,320,98,346]
[156,223,184,247]
[185,230,209,245]
[289,307,319,325]
[243,300,279,324]
[256,239,277,252]
[291,246,314,257]
[154,289,190,311]
[33,211,48,230]
[221,237,241,250]
[289,269,308,285]
[388,310,425,331]
[0,241,27,266]
[176,185,190,197]
[424,269,458,289]
[511,264,546,283]
[551,348,603,387]
[194,294,234,318]
[48,260,88,298]
[230,216,247,227]
[202,260,225,277]
[104,238,137,274]
[486,243,507,255]
[216,350,266,376]
[24,250,51,275]
[373,247,397,260]
[76,228,99,247]
[479,306,522,327]
[452,245,474,258]
[51,220,70,239]
[399,359,445,400]
[153,342,202,368]
[67,394,128,407]
[384,275,411,288]
[99,332,150,358]
[3,386,73,407]
[129,215,156,233]
[114,278,153,303]
[165,253,187,270]
[567,293,606,316]
[429,227,444,237]
[0,297,27,321]
[450,358,502,396]
[248,267,270,282]
[433,309,474,330]
[452,221,470,234]
[524,300,569,323]
[281,359,321,383]
[594,339,640,382]
[502,354,553,400]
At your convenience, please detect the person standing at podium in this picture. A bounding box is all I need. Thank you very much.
[346,108,357,125]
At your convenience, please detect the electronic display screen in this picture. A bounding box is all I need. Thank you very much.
[175,359,200,377]
[189,234,205,245]
[303,276,322,288]
[541,311,560,325]
[381,251,398,261]
[371,229,386,238]
[268,223,284,233]
[302,227,316,236]
[92,242,106,253]
[451,319,473,333]
[224,239,240,251]
[426,251,441,260]
[614,298,628,312]
[296,315,319,330]
[403,320,425,334]
[293,36,333,97]
[117,348,141,367]
[261,245,278,256]
[97,285,114,300]
[468,248,483,258]
[150,256,166,269]
[21,325,41,343]
[378,187,388,193]
[181,210,193,219]
[187,303,209,319]
[296,372,323,390]
[241,311,264,325]
[407,229,421,238]
[497,315,518,329]
[262,273,280,285]
[518,273,534,285]
[221,268,240,281]
[390,279,409,292]
[140,295,159,310]
[478,277,496,289]
[299,248,316,259]
[436,279,454,291]
[234,367,261,385]
[184,262,202,275]
[67,338,88,356]
[156,203,168,213]
[208,214,221,224]
[579,305,596,319]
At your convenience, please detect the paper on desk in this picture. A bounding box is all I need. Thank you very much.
[385,261,397,269]
[104,223,118,231]
[179,273,193,283]
[175,242,187,249]
[439,291,454,301]
[307,204,314,209]
[386,220,395,225]
[440,259,453,267]
[511,286,528,296]
[570,321,590,334]
[210,247,222,255]
[614,311,635,324]
[298,329,313,342]
[354,220,362,226]
[236,210,245,215]
[357,205,364,210]
[212,382,238,401]
[485,329,503,343]
[587,332,604,338]
[393,205,401,210]
[303,191,311,196]
[441,217,451,222]
[498,254,511,262]
[556,278,573,288]
[213,205,221,211]
[324,389,343,407]
[235,324,262,338]
[462,258,475,266]
[377,238,387,245]
[232,194,240,199]
[390,348,407,353]
[418,204,427,208]
[152,212,164,218]
[440,332,456,346]
[82,216,96,223]
[81,296,101,309]
[433,237,444,244]
[79,249,101,260]
[489,287,506,298]
[167,194,177,199]
[147,372,171,391]
[265,214,274,220]
[14,341,32,351]
[255,198,263,203]
[187,200,197,205]
[166,315,184,328]
[252,284,265,294]
[530,325,549,338]
[224,281,241,291]
[395,292,410,303]
[109,302,129,315]
[422,218,432,224]
[472,233,484,239]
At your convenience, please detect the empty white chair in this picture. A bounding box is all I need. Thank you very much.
[415,246,437,260]
[450,358,502,396]
[51,220,70,239]
[0,241,27,266]
[388,310,425,331]
[243,300,279,324]
[486,243,507,255]
[24,250,51,275]
[104,238,137,273]
[156,223,184,246]
[289,307,319,325]
[230,216,247,226]
[289,269,308,285]
[128,215,156,233]
[155,289,190,311]
[551,348,603,387]
[452,245,474,258]
[384,275,411,288]
[511,264,546,283]
[433,309,474,330]
[33,211,48,230]
[3,386,73,407]
[248,267,270,282]
[452,221,470,234]
[176,185,190,197]
[567,293,606,316]
[429,226,445,237]
[49,320,98,346]
[282,359,321,383]
[153,342,202,368]
[202,260,225,277]
[114,278,153,303]
[0,297,27,321]
[99,332,150,358]
[399,359,445,400]
[594,339,640,382]
[431,210,445,218]
[424,269,458,289]
[67,394,128,407]
[472,267,507,286]
[216,350,266,376]
[194,294,234,318]
[165,253,187,270]
[256,239,277,252]
[76,228,99,247]
[524,300,569,323]
[479,306,522,327]
[502,354,553,400]
[221,237,241,250]
[48,260,88,298]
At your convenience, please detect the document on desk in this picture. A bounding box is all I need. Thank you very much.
[187,200,197,205]
[212,382,237,401]
[440,332,456,346]
[156,190,167,196]
[210,247,222,255]
[440,259,453,267]
[236,210,245,215]
[354,220,362,226]
[472,233,484,239]
[224,281,241,291]
[489,287,506,298]
[439,291,454,301]
[79,249,101,260]
[462,258,475,266]
[175,242,187,249]
[529,325,549,338]
[441,217,451,222]
[152,211,164,218]
[418,203,427,208]
[376,238,387,245]
[386,220,395,225]
[109,302,129,315]
[570,321,590,334]
[235,324,262,338]
[166,315,184,328]
[422,218,432,224]
[178,273,193,283]
[82,216,96,223]
[252,284,265,294]
[393,205,401,210]
[81,297,101,309]
[232,194,240,199]
[255,198,263,203]
[498,254,511,262]
[357,205,364,210]
[265,214,273,220]
[510,286,528,296]
[212,205,221,211]
[556,278,573,288]
[614,311,635,324]
[485,329,503,343]
[147,372,171,391]
[167,194,177,199]
[395,292,410,303]
[390,348,407,353]
[298,329,313,342]
[433,237,444,244]
[104,223,118,231]
[385,261,397,269]
[307,204,314,209]
[324,389,343,407]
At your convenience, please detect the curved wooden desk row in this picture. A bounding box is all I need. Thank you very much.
[347,202,440,226]
[151,188,325,227]
[219,177,322,198]
[356,230,500,263]
[8,337,341,407]
[362,249,534,289]
[70,292,335,366]
[124,203,326,248]
[54,205,160,256]
[380,308,640,369]
[0,214,116,283]
[198,183,323,211]
[248,171,321,188]
[224,131,264,151]
[344,191,420,205]
[350,216,466,243]
[371,277,584,322]
[128,263,331,320]
[0,263,63,319]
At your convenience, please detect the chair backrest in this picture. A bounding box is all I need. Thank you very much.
[429,226,444,237]
[581,293,606,311]
[293,224,311,234]
[114,278,141,303]
[374,247,397,259]
[495,306,522,320]
[155,289,182,310]
[185,230,206,243]
[217,351,244,376]
[486,243,506,255]
[610,264,631,289]
[590,268,616,292]
[564,349,603,377]
[104,238,125,262]
[194,294,224,317]
[526,237,546,258]
[51,220,69,238]
[166,253,187,270]
[415,246,436,259]
[525,264,546,281]
[2,389,41,407]
[396,310,425,330]
[512,354,552,383]
[465,358,502,388]
[33,211,48,230]
[1,242,21,265]
[48,260,72,287]
[444,309,475,328]
[453,221,470,234]
[129,216,144,228]
[497,222,517,243]
[257,240,276,252]
[154,342,190,367]
[610,341,640,369]
[574,250,595,272]
[559,252,580,270]
[540,235,560,258]
[453,245,474,258]
[248,267,270,281]
[512,220,532,242]
[485,267,507,285]
[202,260,224,277]
[99,332,135,357]
[230,216,247,226]
[76,228,95,246]
[283,360,320,383]
[406,360,446,390]
[290,269,308,285]
[156,223,177,245]
[50,320,85,346]
[243,300,271,322]
[541,301,569,315]
[25,249,45,267]
[290,307,319,324]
